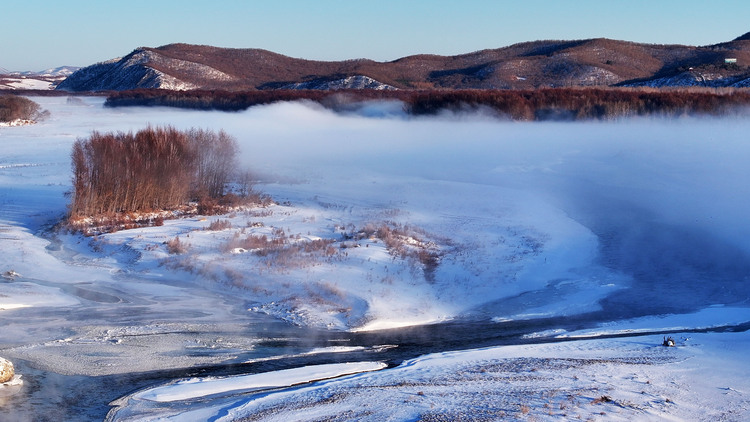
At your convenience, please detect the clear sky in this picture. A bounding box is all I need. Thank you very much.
[4,0,749,71]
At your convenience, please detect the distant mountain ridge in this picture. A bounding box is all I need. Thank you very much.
[14,66,80,78]
[56,33,750,91]
[1,66,80,90]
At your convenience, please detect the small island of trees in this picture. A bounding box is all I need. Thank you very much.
[69,126,265,234]
[0,95,47,123]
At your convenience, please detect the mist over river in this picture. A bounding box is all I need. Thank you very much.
[1,97,749,421]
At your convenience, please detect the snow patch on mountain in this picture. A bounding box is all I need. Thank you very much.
[12,66,80,78]
[624,70,750,88]
[1,67,79,90]
[124,49,235,83]
[282,75,396,90]
[149,70,197,91]
[577,66,620,85]
[56,48,234,91]
[0,77,55,90]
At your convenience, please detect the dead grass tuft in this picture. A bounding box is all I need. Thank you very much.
[205,219,232,231]
[353,222,446,282]
[166,236,190,254]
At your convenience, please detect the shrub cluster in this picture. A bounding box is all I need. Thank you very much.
[166,236,189,254]
[0,95,46,122]
[70,126,238,218]
[354,222,442,282]
[220,229,338,270]
[205,219,232,231]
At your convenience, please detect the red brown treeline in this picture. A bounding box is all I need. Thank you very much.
[407,89,750,119]
[104,88,750,120]
[70,126,238,218]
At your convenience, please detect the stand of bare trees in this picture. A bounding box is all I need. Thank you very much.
[0,95,46,122]
[70,126,239,218]
[188,128,238,199]
[104,88,750,120]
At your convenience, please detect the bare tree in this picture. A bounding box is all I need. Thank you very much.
[188,128,238,199]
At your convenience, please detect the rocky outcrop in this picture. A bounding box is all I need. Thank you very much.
[0,357,14,383]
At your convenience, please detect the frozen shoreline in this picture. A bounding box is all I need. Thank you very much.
[107,330,750,421]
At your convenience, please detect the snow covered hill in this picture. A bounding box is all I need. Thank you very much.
[0,66,79,90]
[15,66,79,78]
[55,50,202,91]
[55,32,750,92]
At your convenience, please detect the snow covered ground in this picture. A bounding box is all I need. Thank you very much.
[1,97,749,420]
[0,67,75,90]
[0,77,56,90]
[1,97,627,332]
[108,330,750,421]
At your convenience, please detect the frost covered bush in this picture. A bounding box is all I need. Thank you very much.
[221,234,285,253]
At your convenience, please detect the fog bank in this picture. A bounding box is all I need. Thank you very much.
[7,97,750,320]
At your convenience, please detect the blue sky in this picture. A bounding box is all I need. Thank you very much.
[4,0,749,71]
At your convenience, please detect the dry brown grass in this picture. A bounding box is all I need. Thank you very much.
[205,219,232,231]
[166,236,189,254]
[353,222,445,282]
[220,228,338,271]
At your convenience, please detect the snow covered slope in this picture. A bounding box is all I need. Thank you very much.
[55,32,750,91]
[109,331,750,422]
[55,50,202,91]
[0,66,79,90]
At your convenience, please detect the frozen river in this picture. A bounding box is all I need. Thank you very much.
[2,97,750,421]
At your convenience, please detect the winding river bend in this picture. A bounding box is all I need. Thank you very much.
[3,192,750,421]
[3,203,750,421]
[6,313,750,421]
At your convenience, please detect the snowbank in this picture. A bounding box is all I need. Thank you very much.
[134,362,386,403]
[107,331,750,421]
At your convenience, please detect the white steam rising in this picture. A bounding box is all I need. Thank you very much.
[8,96,750,319]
